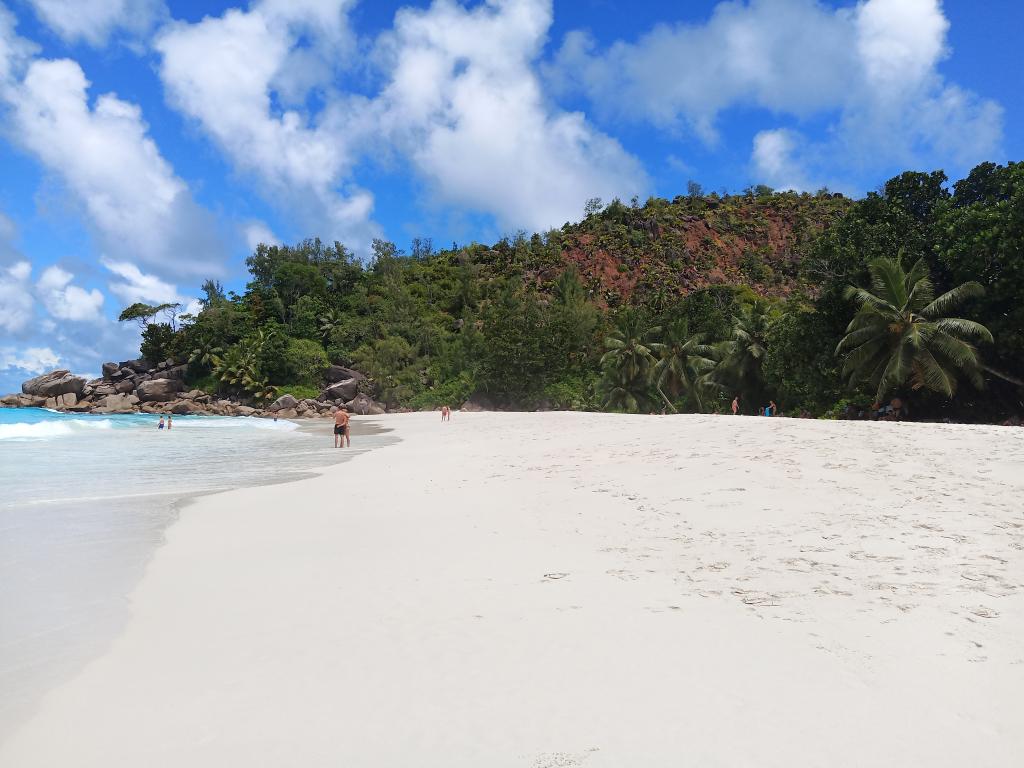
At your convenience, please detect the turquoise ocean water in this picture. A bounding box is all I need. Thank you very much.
[0,408,387,740]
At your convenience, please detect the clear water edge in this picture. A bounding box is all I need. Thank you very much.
[0,408,396,743]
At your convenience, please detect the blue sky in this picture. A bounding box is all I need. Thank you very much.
[0,0,1018,392]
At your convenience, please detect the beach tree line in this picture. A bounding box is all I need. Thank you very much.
[124,161,1024,422]
[597,255,995,416]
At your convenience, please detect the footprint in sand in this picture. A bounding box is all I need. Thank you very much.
[606,569,639,581]
[532,748,601,768]
[966,605,1000,619]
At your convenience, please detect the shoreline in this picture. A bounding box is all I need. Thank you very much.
[1,413,1021,766]
[0,414,396,743]
[4,401,1024,428]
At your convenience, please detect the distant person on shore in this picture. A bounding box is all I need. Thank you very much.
[769,400,777,417]
[167,414,173,430]
[731,396,740,415]
[158,416,165,430]
[334,408,350,448]
[441,405,451,422]
[889,397,906,421]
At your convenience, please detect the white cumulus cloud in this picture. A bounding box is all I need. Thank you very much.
[243,221,281,252]
[0,4,35,82]
[751,129,814,192]
[0,12,225,278]
[102,258,195,309]
[103,259,202,322]
[155,0,645,243]
[373,0,647,232]
[2,59,223,276]
[551,0,856,141]
[24,0,167,48]
[855,0,948,96]
[0,345,60,374]
[552,0,1003,189]
[36,265,105,322]
[0,260,33,333]
[155,0,377,250]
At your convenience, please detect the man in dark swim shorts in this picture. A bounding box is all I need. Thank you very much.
[334,409,350,448]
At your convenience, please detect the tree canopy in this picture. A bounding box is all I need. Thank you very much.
[127,161,1023,422]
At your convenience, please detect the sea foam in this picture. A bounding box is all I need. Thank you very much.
[0,418,113,441]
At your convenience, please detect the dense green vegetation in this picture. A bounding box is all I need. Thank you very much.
[130,162,1024,422]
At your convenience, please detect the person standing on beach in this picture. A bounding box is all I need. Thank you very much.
[441,405,451,422]
[334,408,350,448]
[158,416,165,430]
[167,414,173,430]
[731,396,740,415]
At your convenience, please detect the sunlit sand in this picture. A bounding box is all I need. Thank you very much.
[2,413,1021,767]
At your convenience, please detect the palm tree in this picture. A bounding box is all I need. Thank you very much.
[836,255,992,402]
[599,310,662,412]
[711,300,774,401]
[211,328,278,399]
[189,339,223,368]
[654,318,717,412]
[243,376,276,403]
[599,366,650,413]
[211,346,243,387]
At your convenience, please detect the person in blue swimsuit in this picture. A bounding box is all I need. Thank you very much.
[158,416,165,430]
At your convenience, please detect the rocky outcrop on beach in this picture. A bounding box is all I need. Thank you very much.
[136,378,185,402]
[1,362,389,420]
[268,393,298,412]
[22,370,87,398]
[345,393,385,416]
[0,393,45,408]
[324,365,365,384]
[322,378,359,402]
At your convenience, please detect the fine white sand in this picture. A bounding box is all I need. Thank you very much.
[2,412,1022,767]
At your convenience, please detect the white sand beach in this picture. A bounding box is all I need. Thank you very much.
[2,412,1022,767]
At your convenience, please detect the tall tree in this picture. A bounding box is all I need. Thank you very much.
[939,161,1024,393]
[118,302,174,331]
[836,256,992,402]
[599,310,662,412]
[654,318,716,412]
[711,300,774,403]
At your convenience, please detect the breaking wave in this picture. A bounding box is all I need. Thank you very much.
[0,419,114,441]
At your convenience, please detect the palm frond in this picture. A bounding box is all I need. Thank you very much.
[921,281,985,319]
[837,254,992,403]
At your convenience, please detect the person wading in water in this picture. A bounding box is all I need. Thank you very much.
[334,409,350,448]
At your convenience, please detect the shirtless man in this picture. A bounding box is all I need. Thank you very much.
[441,405,451,422]
[731,395,740,415]
[334,408,350,448]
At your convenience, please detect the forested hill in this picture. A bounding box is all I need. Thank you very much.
[129,162,1023,422]
[552,190,851,305]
